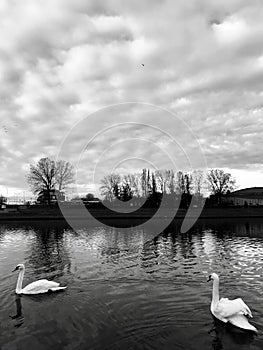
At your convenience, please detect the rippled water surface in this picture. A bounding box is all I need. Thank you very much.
[1,218,263,349]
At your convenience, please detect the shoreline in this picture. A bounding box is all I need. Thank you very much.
[1,207,263,221]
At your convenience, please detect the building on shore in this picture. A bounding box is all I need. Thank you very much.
[37,189,65,205]
[0,195,7,209]
[222,187,263,206]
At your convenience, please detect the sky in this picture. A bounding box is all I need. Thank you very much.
[1,0,263,198]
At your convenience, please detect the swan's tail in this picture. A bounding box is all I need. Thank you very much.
[228,314,258,333]
[49,286,67,292]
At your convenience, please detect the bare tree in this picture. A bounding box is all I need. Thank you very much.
[147,169,152,194]
[141,168,148,197]
[99,174,121,201]
[167,169,175,194]
[192,170,204,196]
[155,170,166,194]
[27,157,56,206]
[184,173,193,195]
[143,169,175,195]
[27,158,74,205]
[123,173,140,197]
[55,160,75,191]
[151,172,157,195]
[176,171,185,194]
[207,169,236,204]
[176,171,193,194]
[133,173,142,197]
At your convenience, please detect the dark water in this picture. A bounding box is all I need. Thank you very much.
[0,218,263,349]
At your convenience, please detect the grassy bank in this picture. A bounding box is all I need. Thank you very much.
[0,206,263,221]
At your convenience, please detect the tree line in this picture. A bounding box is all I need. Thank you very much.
[25,157,236,207]
[99,168,236,207]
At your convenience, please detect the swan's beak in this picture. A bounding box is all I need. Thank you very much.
[12,266,18,272]
[207,275,212,282]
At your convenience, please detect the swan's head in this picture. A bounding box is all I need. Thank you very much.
[12,264,25,272]
[207,273,219,282]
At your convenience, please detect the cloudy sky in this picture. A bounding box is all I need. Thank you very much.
[1,0,263,198]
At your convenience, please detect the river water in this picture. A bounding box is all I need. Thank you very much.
[0,218,263,349]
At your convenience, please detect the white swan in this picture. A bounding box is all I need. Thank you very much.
[207,273,257,333]
[12,264,67,295]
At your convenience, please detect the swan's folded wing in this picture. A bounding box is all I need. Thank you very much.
[228,314,258,333]
[216,298,253,318]
[236,298,253,317]
[22,279,60,293]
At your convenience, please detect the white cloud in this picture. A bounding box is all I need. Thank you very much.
[1,0,263,195]
[212,16,249,44]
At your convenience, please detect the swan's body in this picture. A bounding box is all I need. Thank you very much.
[208,273,257,333]
[13,264,67,295]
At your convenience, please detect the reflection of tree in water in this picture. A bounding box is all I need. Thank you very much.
[196,218,263,239]
[0,224,7,241]
[141,222,199,272]
[140,221,229,273]
[97,224,206,270]
[177,232,196,259]
[99,228,121,263]
[140,239,159,272]
[98,227,143,266]
[26,221,71,277]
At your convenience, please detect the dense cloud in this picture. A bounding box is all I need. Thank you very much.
[1,0,263,195]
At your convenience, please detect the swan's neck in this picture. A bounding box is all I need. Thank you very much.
[212,277,220,305]
[16,269,25,293]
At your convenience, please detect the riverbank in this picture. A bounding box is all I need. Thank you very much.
[0,206,263,220]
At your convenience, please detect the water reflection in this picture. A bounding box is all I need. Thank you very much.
[26,221,71,278]
[10,295,24,328]
[1,218,263,349]
[209,318,255,350]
